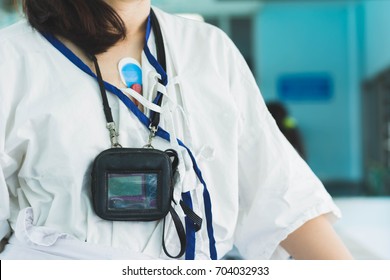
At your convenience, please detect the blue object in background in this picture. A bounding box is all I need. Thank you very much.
[277,73,333,102]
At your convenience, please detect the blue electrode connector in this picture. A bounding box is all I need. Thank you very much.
[118,57,142,92]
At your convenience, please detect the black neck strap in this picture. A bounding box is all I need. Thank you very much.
[91,55,114,124]
[149,9,166,129]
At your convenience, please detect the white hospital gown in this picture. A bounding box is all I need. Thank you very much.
[0,8,340,259]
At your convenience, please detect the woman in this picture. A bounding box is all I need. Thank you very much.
[0,0,352,260]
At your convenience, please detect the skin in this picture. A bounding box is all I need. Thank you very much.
[96,0,354,260]
[281,214,353,259]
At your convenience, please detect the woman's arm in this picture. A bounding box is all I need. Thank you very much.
[280,214,353,260]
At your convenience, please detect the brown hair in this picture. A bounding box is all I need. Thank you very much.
[22,0,127,54]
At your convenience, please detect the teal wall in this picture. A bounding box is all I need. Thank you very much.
[254,2,363,182]
[363,1,390,78]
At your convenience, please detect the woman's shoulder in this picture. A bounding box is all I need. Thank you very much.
[0,20,31,43]
[0,20,47,59]
[154,7,243,76]
[154,7,234,48]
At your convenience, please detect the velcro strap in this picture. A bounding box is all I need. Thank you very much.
[180,200,202,232]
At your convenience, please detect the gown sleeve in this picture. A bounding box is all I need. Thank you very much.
[0,35,22,242]
[0,166,11,241]
[228,42,341,259]
[0,70,11,242]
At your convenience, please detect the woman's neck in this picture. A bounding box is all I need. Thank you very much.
[95,0,150,63]
[105,0,151,37]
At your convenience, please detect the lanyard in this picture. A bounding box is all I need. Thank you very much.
[41,9,217,260]
[144,9,167,132]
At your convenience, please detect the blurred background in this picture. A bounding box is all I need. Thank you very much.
[1,0,389,259]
